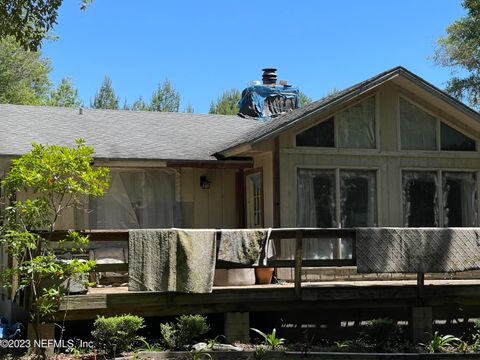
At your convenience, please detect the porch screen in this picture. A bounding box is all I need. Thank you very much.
[89,169,179,229]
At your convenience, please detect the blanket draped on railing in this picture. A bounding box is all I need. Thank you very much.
[356,227,480,273]
[128,228,272,293]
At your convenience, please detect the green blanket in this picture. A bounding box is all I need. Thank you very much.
[128,229,216,293]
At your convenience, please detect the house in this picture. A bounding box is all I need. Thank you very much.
[1,66,479,262]
[2,66,480,342]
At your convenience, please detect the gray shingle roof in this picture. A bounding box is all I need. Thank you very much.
[0,105,263,161]
[216,66,480,156]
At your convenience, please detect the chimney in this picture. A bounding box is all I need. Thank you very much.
[238,68,300,120]
[262,68,277,85]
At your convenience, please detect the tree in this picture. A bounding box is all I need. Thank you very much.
[0,140,109,356]
[0,36,51,105]
[131,97,150,111]
[150,79,180,112]
[47,77,83,108]
[184,103,195,113]
[299,91,313,106]
[91,76,119,110]
[433,0,480,108]
[209,89,241,115]
[0,0,93,51]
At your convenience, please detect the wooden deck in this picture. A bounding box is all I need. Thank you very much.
[58,279,480,321]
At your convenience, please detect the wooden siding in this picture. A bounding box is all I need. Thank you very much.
[180,168,236,228]
[276,82,480,228]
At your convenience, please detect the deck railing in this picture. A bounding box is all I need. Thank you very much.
[48,228,357,296]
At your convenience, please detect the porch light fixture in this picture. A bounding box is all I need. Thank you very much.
[200,176,211,189]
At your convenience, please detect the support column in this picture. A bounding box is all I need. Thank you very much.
[224,312,250,343]
[410,307,432,344]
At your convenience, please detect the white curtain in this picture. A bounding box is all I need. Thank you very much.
[400,97,437,150]
[443,172,477,227]
[293,169,336,260]
[337,96,375,149]
[90,169,179,229]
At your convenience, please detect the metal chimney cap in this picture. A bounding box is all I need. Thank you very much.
[262,68,278,85]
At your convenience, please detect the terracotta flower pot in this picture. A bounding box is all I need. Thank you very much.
[255,267,274,284]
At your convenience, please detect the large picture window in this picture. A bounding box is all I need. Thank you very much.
[296,96,375,149]
[402,170,477,227]
[89,169,179,229]
[295,168,376,259]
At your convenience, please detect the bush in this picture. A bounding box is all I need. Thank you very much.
[160,314,210,350]
[92,314,144,357]
[361,318,404,352]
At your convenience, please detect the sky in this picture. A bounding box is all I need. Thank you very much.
[42,0,467,114]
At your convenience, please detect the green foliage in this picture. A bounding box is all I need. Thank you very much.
[47,77,83,108]
[92,314,145,357]
[362,318,403,351]
[0,139,110,349]
[160,314,210,350]
[254,345,267,359]
[0,0,92,51]
[159,322,177,350]
[250,328,285,350]
[433,0,480,108]
[424,331,461,353]
[298,91,312,107]
[186,349,212,360]
[91,75,119,110]
[150,78,180,112]
[0,36,51,105]
[209,89,241,115]
[131,97,150,111]
[184,103,195,113]
[136,338,163,352]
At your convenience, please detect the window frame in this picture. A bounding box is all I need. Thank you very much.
[294,94,379,150]
[295,165,380,228]
[400,168,480,227]
[245,168,264,228]
[398,95,477,152]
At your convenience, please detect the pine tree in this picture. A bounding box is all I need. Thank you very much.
[150,78,180,112]
[209,89,241,115]
[91,76,119,110]
[47,77,82,107]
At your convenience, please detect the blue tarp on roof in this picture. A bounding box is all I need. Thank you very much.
[238,84,300,120]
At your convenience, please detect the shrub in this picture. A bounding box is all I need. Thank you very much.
[160,314,210,350]
[363,318,403,352]
[92,314,144,357]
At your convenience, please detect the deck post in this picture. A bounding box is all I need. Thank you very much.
[224,312,250,343]
[410,306,432,344]
[294,230,303,298]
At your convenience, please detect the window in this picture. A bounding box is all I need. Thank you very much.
[400,98,436,150]
[443,172,477,226]
[441,123,476,151]
[400,97,476,151]
[89,169,178,229]
[246,172,263,228]
[295,168,376,259]
[296,118,334,147]
[403,171,438,227]
[402,170,477,227]
[296,96,375,149]
[340,171,377,227]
